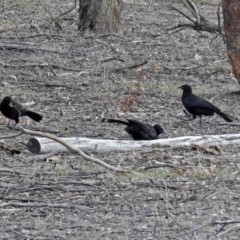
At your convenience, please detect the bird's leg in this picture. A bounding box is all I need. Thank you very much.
[6,119,14,129]
[7,122,19,131]
[7,112,16,129]
[198,116,204,133]
[7,123,14,130]
[6,119,18,130]
[183,109,192,120]
[189,115,198,131]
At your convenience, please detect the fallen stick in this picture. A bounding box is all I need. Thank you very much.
[27,134,240,154]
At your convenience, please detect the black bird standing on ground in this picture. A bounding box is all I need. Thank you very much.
[102,118,165,140]
[179,84,233,123]
[0,96,43,126]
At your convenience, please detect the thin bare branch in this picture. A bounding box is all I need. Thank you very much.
[171,0,221,34]
[0,130,23,139]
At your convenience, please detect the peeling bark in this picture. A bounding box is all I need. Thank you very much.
[222,0,240,84]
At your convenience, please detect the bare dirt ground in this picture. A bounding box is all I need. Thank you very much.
[1,0,240,239]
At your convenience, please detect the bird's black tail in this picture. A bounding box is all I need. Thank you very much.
[101,118,130,126]
[216,111,233,122]
[25,110,43,122]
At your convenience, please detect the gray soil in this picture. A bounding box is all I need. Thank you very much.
[1,0,240,239]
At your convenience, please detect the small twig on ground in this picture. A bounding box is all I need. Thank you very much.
[0,221,28,238]
[0,168,33,176]
[111,60,148,73]
[143,163,186,170]
[97,55,125,63]
[47,0,77,27]
[157,219,240,238]
[48,64,59,76]
[216,122,240,126]
[211,224,240,239]
[44,83,72,89]
[0,34,78,39]
[2,62,84,72]
[0,44,86,56]
[188,220,240,236]
[85,33,128,40]
[2,58,142,75]
[0,202,88,209]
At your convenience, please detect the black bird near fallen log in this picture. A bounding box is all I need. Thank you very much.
[102,118,165,140]
[179,84,233,123]
[0,96,43,126]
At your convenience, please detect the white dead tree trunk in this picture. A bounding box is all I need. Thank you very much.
[27,134,240,154]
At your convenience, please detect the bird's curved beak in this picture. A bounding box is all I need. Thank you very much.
[178,86,183,89]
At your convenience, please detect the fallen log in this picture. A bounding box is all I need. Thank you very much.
[27,134,240,154]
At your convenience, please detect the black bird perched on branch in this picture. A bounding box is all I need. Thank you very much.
[102,118,165,140]
[0,96,43,126]
[179,84,233,123]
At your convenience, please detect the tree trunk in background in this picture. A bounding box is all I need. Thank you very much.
[78,0,123,33]
[222,0,240,84]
